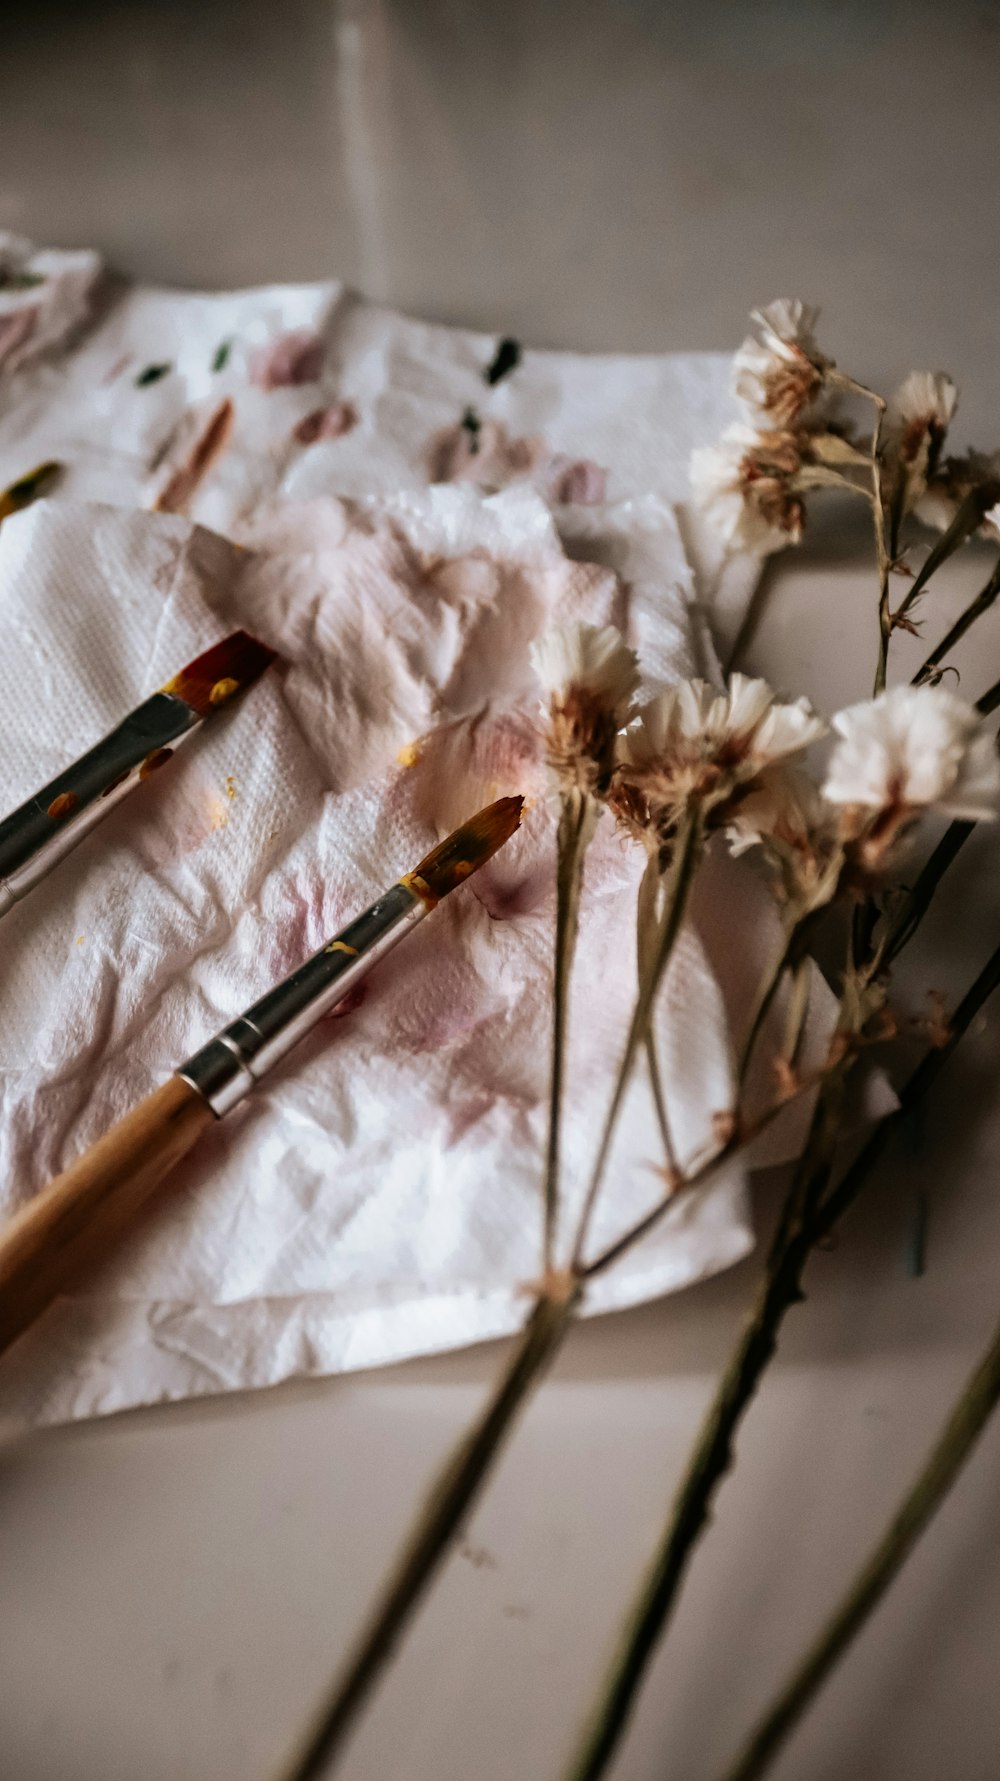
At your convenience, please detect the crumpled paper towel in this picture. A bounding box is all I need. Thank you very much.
[0,235,755,648]
[0,490,757,1426]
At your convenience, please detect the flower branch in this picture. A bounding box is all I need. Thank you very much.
[716,935,1000,1781]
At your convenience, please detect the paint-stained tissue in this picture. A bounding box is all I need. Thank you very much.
[0,239,832,1424]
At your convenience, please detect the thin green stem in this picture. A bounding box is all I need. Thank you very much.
[814,933,1000,1241]
[976,672,1000,716]
[562,1074,849,1781]
[824,373,889,693]
[780,954,812,1069]
[274,1294,578,1781]
[719,1308,1000,1781]
[543,791,599,1270]
[637,853,681,1176]
[892,488,988,631]
[737,917,812,1089]
[564,934,1000,1781]
[869,682,1000,972]
[570,809,703,1271]
[913,554,1000,686]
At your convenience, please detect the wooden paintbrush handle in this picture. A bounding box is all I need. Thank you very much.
[0,1075,215,1357]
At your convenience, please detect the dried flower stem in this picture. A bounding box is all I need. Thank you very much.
[637,857,681,1176]
[719,1307,1000,1781]
[561,931,1000,1781]
[913,554,1000,685]
[873,678,1000,971]
[892,488,989,637]
[544,790,600,1269]
[570,808,703,1270]
[274,1292,578,1781]
[824,372,890,693]
[716,941,1000,1781]
[781,954,812,1066]
[563,1075,851,1781]
[737,917,809,1089]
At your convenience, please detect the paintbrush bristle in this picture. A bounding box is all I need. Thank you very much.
[160,629,277,717]
[406,796,524,905]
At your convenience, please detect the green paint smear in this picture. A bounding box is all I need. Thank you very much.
[212,338,233,372]
[0,270,47,291]
[136,362,172,387]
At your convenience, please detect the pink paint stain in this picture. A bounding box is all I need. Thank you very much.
[0,307,37,369]
[541,454,607,505]
[293,401,357,445]
[326,981,367,1020]
[250,329,325,390]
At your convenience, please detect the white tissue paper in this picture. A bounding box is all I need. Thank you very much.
[0,240,810,1427]
[0,492,761,1426]
[0,234,755,645]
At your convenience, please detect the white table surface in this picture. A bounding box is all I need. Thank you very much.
[2,5,1000,1779]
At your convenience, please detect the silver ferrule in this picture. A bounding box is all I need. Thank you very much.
[178,880,427,1116]
[0,691,204,916]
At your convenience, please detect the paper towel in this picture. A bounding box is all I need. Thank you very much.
[0,236,755,645]
[0,491,756,1426]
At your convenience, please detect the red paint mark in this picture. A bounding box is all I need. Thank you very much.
[250,330,325,390]
[326,981,367,1020]
[294,401,357,445]
[0,307,38,368]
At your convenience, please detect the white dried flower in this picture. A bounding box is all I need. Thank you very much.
[883,372,959,521]
[691,424,807,556]
[824,685,1000,824]
[726,763,828,856]
[614,674,826,841]
[887,372,958,460]
[530,621,638,716]
[732,299,828,427]
[530,621,640,796]
[726,763,843,909]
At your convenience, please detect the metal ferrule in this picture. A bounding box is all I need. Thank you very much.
[0,691,204,916]
[178,880,427,1117]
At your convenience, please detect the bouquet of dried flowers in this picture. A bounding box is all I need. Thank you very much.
[276,300,1000,1781]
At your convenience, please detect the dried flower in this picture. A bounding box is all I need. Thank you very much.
[824,686,1000,826]
[690,424,808,555]
[883,371,959,521]
[732,299,828,427]
[530,622,640,796]
[614,674,825,844]
[726,762,827,855]
[726,763,843,911]
[914,447,1000,533]
[886,372,957,469]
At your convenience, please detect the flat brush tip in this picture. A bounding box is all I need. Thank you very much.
[409,795,524,903]
[161,629,277,716]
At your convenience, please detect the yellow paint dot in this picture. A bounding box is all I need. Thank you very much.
[209,676,239,706]
[396,740,423,769]
[75,934,85,946]
[224,775,237,801]
[326,940,359,956]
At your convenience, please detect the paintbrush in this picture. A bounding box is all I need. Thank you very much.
[0,629,276,917]
[0,795,523,1356]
